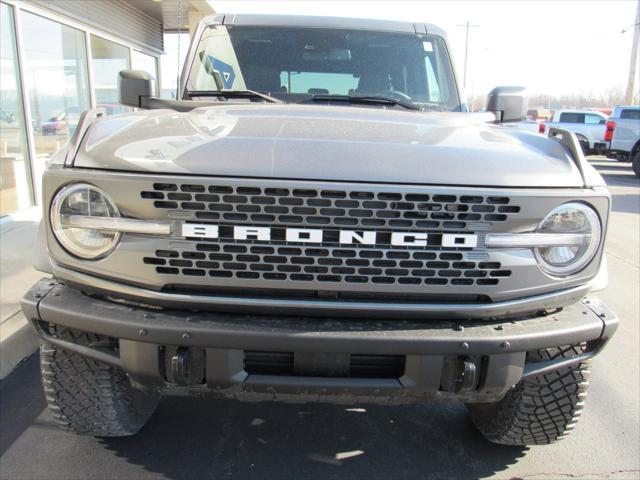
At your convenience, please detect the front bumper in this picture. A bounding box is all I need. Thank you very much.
[22,278,618,404]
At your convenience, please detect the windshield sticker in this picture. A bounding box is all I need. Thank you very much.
[206,55,236,89]
[423,41,433,52]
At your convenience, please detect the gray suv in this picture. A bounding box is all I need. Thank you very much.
[22,14,618,446]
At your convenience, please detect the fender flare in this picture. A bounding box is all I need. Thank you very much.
[33,220,53,274]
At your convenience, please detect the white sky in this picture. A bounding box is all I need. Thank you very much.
[209,0,639,97]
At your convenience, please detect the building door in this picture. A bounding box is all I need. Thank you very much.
[0,3,33,216]
[20,11,91,202]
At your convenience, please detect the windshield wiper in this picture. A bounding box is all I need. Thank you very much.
[187,90,283,104]
[310,93,423,111]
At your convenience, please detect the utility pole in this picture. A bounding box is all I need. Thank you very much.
[457,21,480,89]
[625,0,640,104]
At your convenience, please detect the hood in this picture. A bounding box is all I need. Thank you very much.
[76,104,584,188]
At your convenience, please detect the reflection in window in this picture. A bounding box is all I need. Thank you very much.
[1,3,33,215]
[279,72,358,95]
[91,35,130,115]
[21,11,90,199]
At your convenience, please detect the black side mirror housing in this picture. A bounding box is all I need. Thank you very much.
[118,70,157,108]
[487,86,528,123]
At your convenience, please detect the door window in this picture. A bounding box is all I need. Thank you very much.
[620,109,640,120]
[559,112,585,123]
[585,114,604,124]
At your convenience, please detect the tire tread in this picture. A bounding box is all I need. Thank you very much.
[40,325,160,437]
[467,345,590,446]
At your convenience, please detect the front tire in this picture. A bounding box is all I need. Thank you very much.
[632,151,640,178]
[467,345,590,446]
[40,325,160,437]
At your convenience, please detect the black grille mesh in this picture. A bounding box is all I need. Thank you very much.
[142,183,520,230]
[144,243,511,286]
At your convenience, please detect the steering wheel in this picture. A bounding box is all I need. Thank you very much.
[375,90,412,101]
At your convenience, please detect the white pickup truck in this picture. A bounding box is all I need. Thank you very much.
[541,109,608,154]
[605,105,640,177]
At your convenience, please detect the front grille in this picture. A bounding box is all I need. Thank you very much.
[138,181,523,292]
[143,243,512,286]
[142,183,521,230]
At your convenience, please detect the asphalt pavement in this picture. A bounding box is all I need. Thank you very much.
[0,158,638,480]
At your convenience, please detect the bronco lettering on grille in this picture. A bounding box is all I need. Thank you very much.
[181,223,478,248]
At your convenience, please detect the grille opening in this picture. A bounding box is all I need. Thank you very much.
[244,351,294,375]
[350,354,405,378]
[159,284,491,303]
[153,183,177,191]
[243,351,405,378]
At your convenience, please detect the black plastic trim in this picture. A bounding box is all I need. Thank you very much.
[23,278,617,357]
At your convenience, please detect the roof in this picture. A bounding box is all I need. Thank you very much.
[201,13,448,38]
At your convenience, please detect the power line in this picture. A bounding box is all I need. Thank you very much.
[625,0,640,104]
[456,21,479,89]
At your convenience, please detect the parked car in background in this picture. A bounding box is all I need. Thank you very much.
[526,108,552,121]
[40,104,127,136]
[40,110,70,135]
[540,109,608,154]
[605,105,640,177]
[504,118,545,134]
[0,109,16,124]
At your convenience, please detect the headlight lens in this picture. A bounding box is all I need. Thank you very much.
[535,203,601,276]
[50,184,121,259]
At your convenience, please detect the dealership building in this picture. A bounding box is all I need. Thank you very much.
[0,0,214,217]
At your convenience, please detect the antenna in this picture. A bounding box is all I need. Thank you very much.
[625,0,640,104]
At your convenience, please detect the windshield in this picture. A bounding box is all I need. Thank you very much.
[187,25,461,111]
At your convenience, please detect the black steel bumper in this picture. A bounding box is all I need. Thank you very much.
[22,278,619,404]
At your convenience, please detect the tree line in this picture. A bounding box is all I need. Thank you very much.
[468,86,639,111]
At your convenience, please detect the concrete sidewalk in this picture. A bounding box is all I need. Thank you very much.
[0,208,45,379]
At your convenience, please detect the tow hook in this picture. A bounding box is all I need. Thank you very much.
[440,356,479,393]
[167,347,205,386]
[456,360,478,393]
[169,348,190,386]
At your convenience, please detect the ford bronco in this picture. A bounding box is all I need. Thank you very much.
[22,14,618,446]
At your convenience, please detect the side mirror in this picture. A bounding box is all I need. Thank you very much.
[118,70,157,108]
[486,86,528,123]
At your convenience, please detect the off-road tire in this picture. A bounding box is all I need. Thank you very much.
[466,345,590,446]
[632,151,640,178]
[40,325,160,437]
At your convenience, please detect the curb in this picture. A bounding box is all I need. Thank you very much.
[0,311,39,380]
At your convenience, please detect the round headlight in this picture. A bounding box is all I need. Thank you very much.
[50,184,121,259]
[534,202,601,276]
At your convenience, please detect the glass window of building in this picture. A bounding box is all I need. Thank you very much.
[1,3,33,215]
[90,35,130,115]
[21,11,90,187]
[160,33,189,99]
[132,50,159,90]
